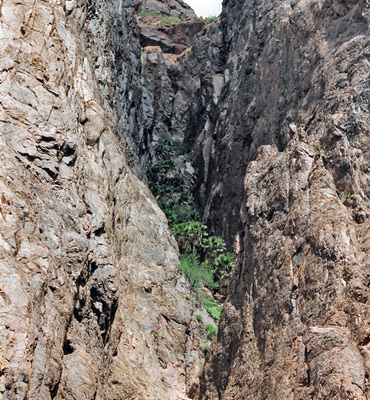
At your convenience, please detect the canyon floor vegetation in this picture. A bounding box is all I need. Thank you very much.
[148,132,234,328]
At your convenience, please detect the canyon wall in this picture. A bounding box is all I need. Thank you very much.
[0,1,204,399]
[0,0,369,399]
[196,0,370,398]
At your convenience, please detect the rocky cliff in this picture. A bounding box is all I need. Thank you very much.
[136,0,370,398]
[195,0,370,399]
[1,0,370,399]
[0,1,205,399]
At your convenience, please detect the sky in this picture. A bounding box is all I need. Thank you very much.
[185,0,222,17]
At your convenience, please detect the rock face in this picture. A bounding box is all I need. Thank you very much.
[135,0,197,21]
[0,0,204,399]
[1,0,370,399]
[139,21,205,55]
[195,0,370,398]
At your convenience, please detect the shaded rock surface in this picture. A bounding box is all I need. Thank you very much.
[134,4,370,396]
[194,0,370,399]
[139,21,205,55]
[0,0,205,399]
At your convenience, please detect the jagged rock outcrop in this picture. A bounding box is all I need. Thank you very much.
[0,1,205,399]
[1,0,369,398]
[139,21,205,55]
[195,0,370,398]
[135,0,197,21]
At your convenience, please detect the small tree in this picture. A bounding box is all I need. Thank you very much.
[178,253,215,289]
[214,252,235,282]
[172,221,208,253]
[202,236,226,264]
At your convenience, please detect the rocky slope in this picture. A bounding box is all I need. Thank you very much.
[137,0,370,398]
[0,0,205,399]
[1,0,370,399]
[194,0,370,399]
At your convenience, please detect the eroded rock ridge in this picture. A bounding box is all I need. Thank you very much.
[0,1,204,399]
[0,0,369,399]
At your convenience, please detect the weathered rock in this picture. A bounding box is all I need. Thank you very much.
[139,18,223,202]
[195,0,370,398]
[139,21,205,54]
[0,0,204,399]
[198,133,370,399]
[1,0,370,399]
[135,0,197,21]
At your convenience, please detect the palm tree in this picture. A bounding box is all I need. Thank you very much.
[202,236,226,264]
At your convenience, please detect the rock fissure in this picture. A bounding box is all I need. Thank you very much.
[1,0,369,399]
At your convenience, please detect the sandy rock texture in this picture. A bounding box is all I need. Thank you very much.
[0,0,203,399]
[196,0,370,398]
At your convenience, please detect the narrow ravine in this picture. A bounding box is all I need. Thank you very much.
[0,0,369,399]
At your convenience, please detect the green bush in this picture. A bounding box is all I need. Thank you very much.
[202,236,226,263]
[138,10,157,17]
[341,191,352,204]
[199,293,223,323]
[214,252,235,281]
[147,133,198,225]
[206,16,218,23]
[159,17,181,25]
[196,314,203,323]
[178,253,216,289]
[172,221,208,253]
[172,138,190,156]
[205,323,217,339]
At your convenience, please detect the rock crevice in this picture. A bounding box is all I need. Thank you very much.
[0,0,369,399]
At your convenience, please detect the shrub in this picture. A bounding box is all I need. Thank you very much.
[178,253,215,289]
[202,236,226,263]
[205,323,217,339]
[206,16,218,23]
[172,221,208,253]
[147,132,198,225]
[199,293,223,323]
[214,252,235,281]
[341,191,352,204]
[196,314,203,323]
[159,17,181,25]
[138,10,157,17]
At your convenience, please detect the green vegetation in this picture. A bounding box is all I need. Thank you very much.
[202,236,226,263]
[171,221,234,291]
[138,10,157,17]
[147,131,235,327]
[341,191,352,204]
[178,253,216,289]
[159,17,181,25]
[205,16,218,23]
[214,252,235,281]
[172,221,208,253]
[197,16,219,24]
[196,314,203,323]
[199,293,223,323]
[148,132,198,226]
[205,323,217,340]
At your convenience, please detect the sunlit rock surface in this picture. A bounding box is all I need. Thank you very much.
[0,1,204,399]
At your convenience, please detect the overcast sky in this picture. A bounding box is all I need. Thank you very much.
[185,0,222,17]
